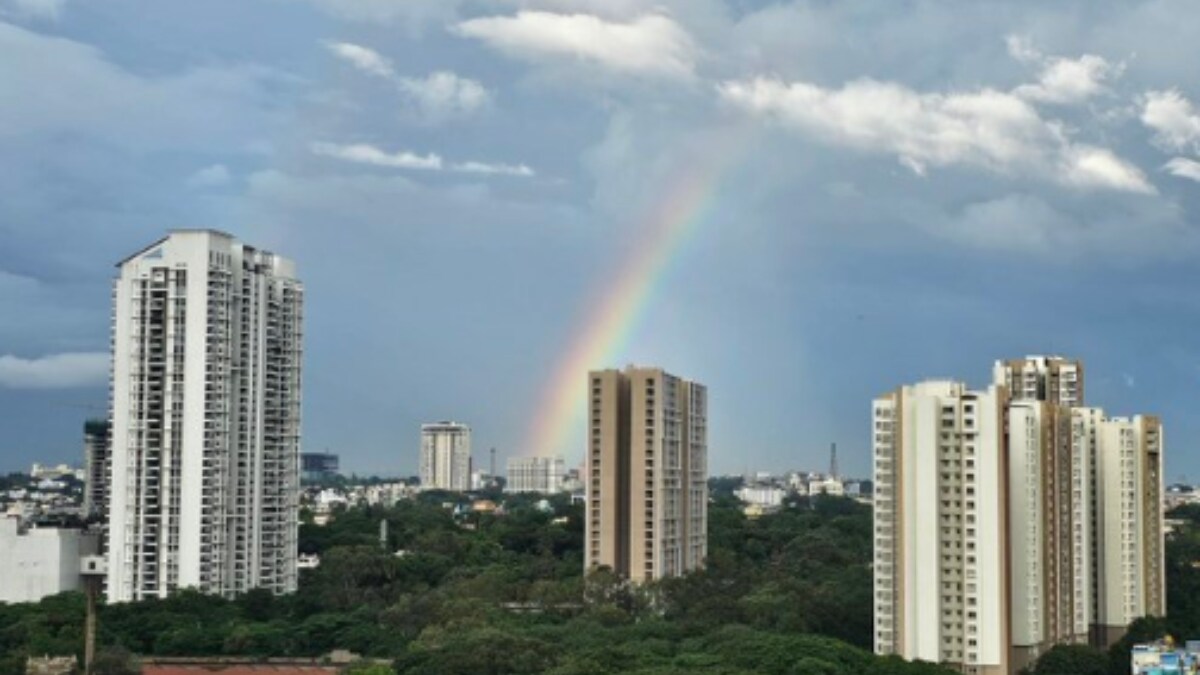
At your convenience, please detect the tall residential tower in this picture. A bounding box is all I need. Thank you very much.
[585,366,708,582]
[106,231,303,602]
[874,358,1164,675]
[420,422,471,491]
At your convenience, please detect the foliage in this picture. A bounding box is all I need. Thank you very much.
[0,493,946,675]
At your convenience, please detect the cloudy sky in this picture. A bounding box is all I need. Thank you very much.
[3,0,1200,479]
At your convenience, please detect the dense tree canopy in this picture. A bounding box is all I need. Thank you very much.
[9,490,1198,674]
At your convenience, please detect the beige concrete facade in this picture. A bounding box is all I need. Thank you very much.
[877,359,1165,675]
[994,356,1084,407]
[585,366,707,582]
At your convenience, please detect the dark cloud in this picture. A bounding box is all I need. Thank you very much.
[3,1,1200,478]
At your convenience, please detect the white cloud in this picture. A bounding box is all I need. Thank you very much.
[323,42,490,121]
[311,141,534,177]
[1141,90,1200,153]
[1164,157,1200,183]
[1015,54,1118,104]
[1005,35,1042,65]
[0,352,107,389]
[399,71,491,121]
[324,41,394,78]
[1007,36,1119,104]
[717,76,1154,194]
[311,142,443,170]
[186,164,232,188]
[455,11,697,78]
[1,0,66,20]
[454,160,534,177]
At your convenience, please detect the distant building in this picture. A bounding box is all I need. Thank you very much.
[107,231,304,602]
[586,366,707,582]
[994,355,1083,407]
[420,422,471,491]
[735,484,786,508]
[0,517,99,604]
[30,464,82,481]
[83,419,109,519]
[301,453,340,483]
[506,456,565,493]
[808,476,844,497]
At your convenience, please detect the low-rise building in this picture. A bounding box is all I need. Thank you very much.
[0,517,99,604]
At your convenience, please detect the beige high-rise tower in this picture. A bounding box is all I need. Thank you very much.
[875,358,1165,675]
[585,366,707,582]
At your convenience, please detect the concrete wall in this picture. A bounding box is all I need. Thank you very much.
[0,518,98,604]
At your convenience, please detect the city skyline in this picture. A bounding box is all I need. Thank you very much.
[4,1,1200,479]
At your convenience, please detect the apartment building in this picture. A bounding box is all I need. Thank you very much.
[586,366,708,583]
[875,358,1165,674]
[873,381,1009,675]
[1093,414,1165,645]
[420,422,472,491]
[506,456,566,493]
[994,356,1084,407]
[107,230,303,602]
[83,419,110,519]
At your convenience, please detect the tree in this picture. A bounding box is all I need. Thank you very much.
[1029,644,1109,675]
[91,647,140,675]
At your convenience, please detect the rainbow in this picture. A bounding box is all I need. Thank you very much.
[523,125,750,460]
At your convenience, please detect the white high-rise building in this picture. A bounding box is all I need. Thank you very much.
[106,230,303,602]
[875,361,1165,675]
[420,422,471,491]
[873,381,1009,674]
[1093,413,1165,644]
[506,456,565,493]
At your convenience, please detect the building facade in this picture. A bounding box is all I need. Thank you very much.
[1093,414,1165,644]
[420,422,471,491]
[873,381,1010,674]
[585,366,708,583]
[1,517,100,604]
[506,456,565,493]
[106,230,303,602]
[83,419,110,519]
[875,359,1165,674]
[994,356,1084,407]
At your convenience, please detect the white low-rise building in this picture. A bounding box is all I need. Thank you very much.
[809,477,845,497]
[735,484,787,508]
[0,517,99,604]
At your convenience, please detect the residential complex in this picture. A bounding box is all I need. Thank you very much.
[506,456,566,493]
[420,422,472,491]
[873,357,1164,675]
[585,366,708,582]
[106,230,303,602]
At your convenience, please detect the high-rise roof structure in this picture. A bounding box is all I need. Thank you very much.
[586,366,708,582]
[993,356,1084,407]
[106,230,303,602]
